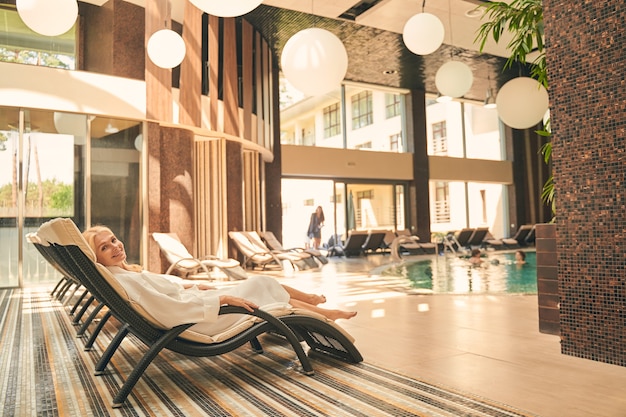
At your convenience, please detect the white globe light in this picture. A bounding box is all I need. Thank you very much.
[496,77,550,129]
[147,29,186,69]
[53,112,86,137]
[435,61,473,98]
[402,13,444,55]
[281,28,348,97]
[17,0,78,37]
[189,0,263,17]
[134,134,143,152]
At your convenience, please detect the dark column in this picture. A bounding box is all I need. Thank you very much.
[82,0,144,80]
[226,141,244,260]
[407,90,431,242]
[147,126,195,273]
[265,60,283,239]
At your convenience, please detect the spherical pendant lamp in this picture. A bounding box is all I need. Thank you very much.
[53,112,86,137]
[280,28,348,97]
[16,0,78,37]
[147,29,186,69]
[496,77,549,129]
[402,13,444,55]
[189,0,263,17]
[435,61,473,98]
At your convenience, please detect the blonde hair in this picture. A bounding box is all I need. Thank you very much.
[83,225,142,272]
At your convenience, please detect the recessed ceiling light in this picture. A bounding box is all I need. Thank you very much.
[465,9,482,18]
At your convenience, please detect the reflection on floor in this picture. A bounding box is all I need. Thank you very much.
[274,254,626,417]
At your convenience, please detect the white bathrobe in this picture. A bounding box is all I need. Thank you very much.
[107,266,290,335]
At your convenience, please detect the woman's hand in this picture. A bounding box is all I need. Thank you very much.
[219,295,259,312]
[182,283,215,290]
[196,283,215,291]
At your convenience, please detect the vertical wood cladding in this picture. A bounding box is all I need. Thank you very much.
[179,2,203,127]
[145,0,172,122]
[543,1,626,366]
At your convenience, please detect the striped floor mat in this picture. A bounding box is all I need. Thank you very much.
[0,287,536,417]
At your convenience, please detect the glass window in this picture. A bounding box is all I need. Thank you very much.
[389,133,401,151]
[426,100,464,157]
[280,179,335,248]
[351,90,373,130]
[429,180,507,239]
[323,102,341,138]
[90,117,142,265]
[280,78,407,153]
[0,5,77,69]
[431,122,447,155]
[426,99,503,160]
[385,93,401,119]
[0,107,20,287]
[463,102,502,160]
[433,182,450,223]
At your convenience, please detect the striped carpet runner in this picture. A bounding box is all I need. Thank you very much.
[0,287,535,416]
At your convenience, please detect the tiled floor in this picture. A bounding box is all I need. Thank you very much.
[274,254,626,417]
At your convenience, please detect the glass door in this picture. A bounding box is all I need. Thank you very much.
[21,109,87,286]
[0,107,20,287]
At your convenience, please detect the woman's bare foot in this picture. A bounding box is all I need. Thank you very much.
[305,294,326,306]
[327,309,358,321]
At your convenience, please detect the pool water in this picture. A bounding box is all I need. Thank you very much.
[381,251,537,294]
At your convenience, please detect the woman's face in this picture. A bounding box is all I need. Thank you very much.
[93,230,127,267]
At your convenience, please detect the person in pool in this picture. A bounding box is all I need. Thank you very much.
[515,250,527,265]
[83,225,357,336]
[468,248,483,266]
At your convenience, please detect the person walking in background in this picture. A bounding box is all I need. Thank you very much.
[307,206,325,249]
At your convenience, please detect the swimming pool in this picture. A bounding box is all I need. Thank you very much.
[380,251,537,295]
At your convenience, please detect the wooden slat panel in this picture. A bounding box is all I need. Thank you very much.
[262,41,271,151]
[222,18,238,137]
[194,139,230,259]
[208,15,219,130]
[254,32,263,145]
[241,20,254,141]
[179,1,203,127]
[145,0,172,122]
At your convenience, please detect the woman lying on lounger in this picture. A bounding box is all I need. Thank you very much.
[83,226,356,335]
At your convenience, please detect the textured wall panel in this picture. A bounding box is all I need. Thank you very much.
[544,1,626,365]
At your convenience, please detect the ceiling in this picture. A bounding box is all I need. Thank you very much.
[110,0,528,101]
[243,0,528,101]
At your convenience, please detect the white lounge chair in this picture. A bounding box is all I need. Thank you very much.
[152,232,247,280]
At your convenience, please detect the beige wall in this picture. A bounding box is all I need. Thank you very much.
[282,145,513,184]
[429,155,513,184]
[281,145,413,180]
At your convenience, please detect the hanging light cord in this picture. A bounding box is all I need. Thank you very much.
[422,0,426,13]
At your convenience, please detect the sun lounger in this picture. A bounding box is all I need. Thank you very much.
[245,231,318,269]
[260,230,328,266]
[467,227,489,248]
[34,218,363,408]
[362,230,387,254]
[485,224,534,249]
[152,232,247,280]
[342,230,369,257]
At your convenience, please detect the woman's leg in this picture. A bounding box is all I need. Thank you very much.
[289,299,357,321]
[281,284,326,305]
